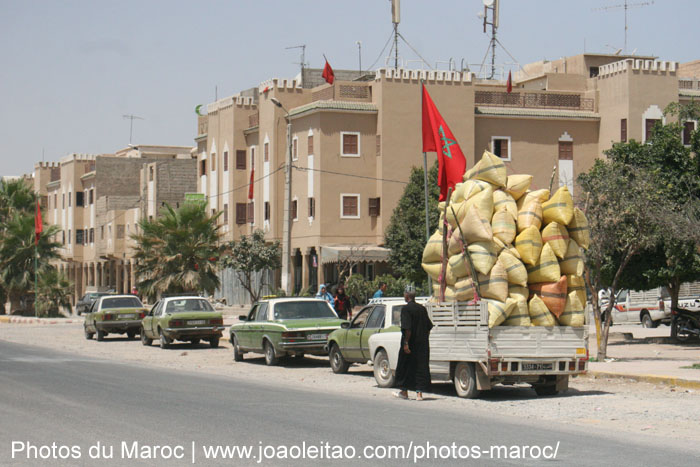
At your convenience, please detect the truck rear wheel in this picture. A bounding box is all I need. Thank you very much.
[453,362,480,399]
[641,312,656,328]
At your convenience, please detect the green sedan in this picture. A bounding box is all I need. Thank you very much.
[84,295,146,341]
[230,298,345,366]
[140,296,225,349]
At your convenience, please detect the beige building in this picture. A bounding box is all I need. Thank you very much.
[196,52,698,298]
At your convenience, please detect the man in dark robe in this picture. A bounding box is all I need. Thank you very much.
[394,286,433,401]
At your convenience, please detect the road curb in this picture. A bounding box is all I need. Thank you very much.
[0,316,81,325]
[588,370,700,390]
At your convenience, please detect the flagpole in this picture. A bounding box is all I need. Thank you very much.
[420,82,432,293]
[34,245,38,318]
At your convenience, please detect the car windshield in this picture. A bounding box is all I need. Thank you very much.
[102,297,143,308]
[164,299,214,314]
[273,301,338,320]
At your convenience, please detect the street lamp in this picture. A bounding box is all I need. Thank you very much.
[271,98,293,296]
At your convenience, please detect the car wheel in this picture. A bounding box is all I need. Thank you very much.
[141,327,152,346]
[191,339,200,346]
[641,312,653,328]
[96,326,105,342]
[373,349,395,388]
[210,337,219,348]
[329,344,350,374]
[127,330,137,340]
[84,325,94,340]
[232,335,244,362]
[159,328,171,349]
[453,362,480,399]
[264,340,278,366]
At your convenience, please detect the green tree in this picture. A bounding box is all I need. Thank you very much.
[0,178,36,224]
[385,163,440,283]
[221,230,281,303]
[35,268,73,317]
[131,203,222,301]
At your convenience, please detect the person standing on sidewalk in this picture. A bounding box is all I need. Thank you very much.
[315,284,333,306]
[333,284,353,320]
[373,282,387,299]
[394,286,433,401]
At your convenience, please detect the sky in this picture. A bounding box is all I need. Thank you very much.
[1,0,697,176]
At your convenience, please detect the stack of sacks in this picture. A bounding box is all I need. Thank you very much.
[421,149,591,328]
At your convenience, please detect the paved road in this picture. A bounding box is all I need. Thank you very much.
[0,340,695,466]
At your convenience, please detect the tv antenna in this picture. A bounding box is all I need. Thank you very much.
[286,44,307,72]
[122,114,144,145]
[477,0,499,79]
[390,0,400,70]
[593,1,654,55]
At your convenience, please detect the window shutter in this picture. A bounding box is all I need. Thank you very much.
[645,119,660,140]
[308,197,315,218]
[247,202,254,223]
[342,196,358,217]
[236,150,246,170]
[223,152,228,171]
[264,143,269,162]
[621,119,627,142]
[292,200,297,219]
[369,197,380,217]
[558,142,573,160]
[307,134,313,155]
[236,203,246,225]
[343,134,358,155]
[264,202,270,221]
[223,203,229,223]
[683,121,694,145]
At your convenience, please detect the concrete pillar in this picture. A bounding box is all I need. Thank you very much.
[302,251,310,295]
[318,247,325,288]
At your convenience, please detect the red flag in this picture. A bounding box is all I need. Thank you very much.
[322,60,335,84]
[248,167,255,200]
[422,85,467,201]
[506,70,513,94]
[34,200,43,245]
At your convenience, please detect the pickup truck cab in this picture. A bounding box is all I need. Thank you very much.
[600,288,670,328]
[83,295,146,341]
[140,296,224,349]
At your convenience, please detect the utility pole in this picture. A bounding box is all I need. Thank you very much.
[286,44,307,84]
[122,114,144,145]
[479,0,500,79]
[356,41,362,77]
[594,1,653,55]
[271,98,293,296]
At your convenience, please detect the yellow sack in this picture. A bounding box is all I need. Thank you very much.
[492,236,507,253]
[455,179,490,202]
[542,186,574,225]
[503,297,532,326]
[560,239,584,276]
[446,254,469,285]
[450,182,464,204]
[517,189,550,211]
[507,244,522,260]
[498,250,528,286]
[559,291,585,326]
[527,243,562,283]
[529,275,568,318]
[458,204,493,245]
[445,201,466,229]
[568,207,590,250]
[567,275,586,308]
[452,277,475,301]
[508,284,529,302]
[529,294,557,326]
[487,297,517,328]
[462,165,476,182]
[468,241,499,275]
[422,262,442,282]
[515,225,543,266]
[422,230,444,263]
[472,150,507,187]
[516,201,543,233]
[477,261,508,302]
[493,189,518,220]
[492,210,516,244]
[506,174,533,201]
[464,185,494,223]
[541,222,570,259]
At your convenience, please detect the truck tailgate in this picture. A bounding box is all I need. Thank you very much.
[489,326,587,359]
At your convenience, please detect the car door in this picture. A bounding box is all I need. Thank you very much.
[344,306,372,361]
[144,301,160,337]
[360,305,386,360]
[251,303,269,350]
[237,305,258,349]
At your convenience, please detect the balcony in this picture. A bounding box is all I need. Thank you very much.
[197,115,208,136]
[679,79,700,90]
[475,91,595,111]
[248,112,259,128]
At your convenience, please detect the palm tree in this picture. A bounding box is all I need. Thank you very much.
[0,178,36,225]
[131,203,222,301]
[35,268,73,317]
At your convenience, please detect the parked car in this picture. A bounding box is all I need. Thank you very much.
[75,292,111,315]
[326,297,428,374]
[229,298,345,366]
[140,296,224,349]
[83,295,146,341]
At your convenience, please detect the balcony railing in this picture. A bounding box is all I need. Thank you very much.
[679,79,699,90]
[249,112,259,128]
[475,91,595,111]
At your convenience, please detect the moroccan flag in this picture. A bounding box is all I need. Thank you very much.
[506,70,513,94]
[34,200,42,245]
[248,168,255,200]
[322,60,335,84]
[422,84,467,201]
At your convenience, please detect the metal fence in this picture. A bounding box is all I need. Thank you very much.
[212,267,275,306]
[475,91,595,111]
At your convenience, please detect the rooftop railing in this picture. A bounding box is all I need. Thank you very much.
[475,91,595,111]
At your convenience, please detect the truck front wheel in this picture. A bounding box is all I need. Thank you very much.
[453,362,480,399]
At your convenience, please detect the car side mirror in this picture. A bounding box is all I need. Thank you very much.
[239,315,248,321]
[341,321,350,329]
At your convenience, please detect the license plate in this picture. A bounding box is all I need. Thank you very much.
[188,320,206,325]
[307,333,327,340]
[120,314,136,319]
[522,362,553,371]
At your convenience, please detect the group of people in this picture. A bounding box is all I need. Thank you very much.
[314,283,353,320]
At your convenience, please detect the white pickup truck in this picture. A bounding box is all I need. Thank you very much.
[368,300,588,398]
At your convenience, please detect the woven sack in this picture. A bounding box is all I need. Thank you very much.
[472,150,507,187]
[468,241,499,275]
[542,186,574,225]
[529,294,558,326]
[515,225,543,266]
[463,165,476,181]
[541,222,570,259]
[452,277,475,301]
[476,261,508,302]
[487,297,517,328]
[517,189,550,211]
[446,254,469,285]
[567,275,587,308]
[568,207,590,250]
[559,291,585,326]
[492,236,506,253]
[454,179,490,203]
[560,239,584,276]
[493,189,518,220]
[507,243,521,260]
[508,284,529,302]
[458,204,493,244]
[529,275,568,318]
[464,185,494,223]
[492,210,516,244]
[503,296,532,326]
[422,262,442,282]
[506,174,533,201]
[526,243,561,283]
[498,250,528,286]
[422,230,444,263]
[445,200,466,229]
[516,200,543,233]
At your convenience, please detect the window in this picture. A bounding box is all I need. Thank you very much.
[117,225,125,239]
[223,203,229,223]
[264,142,269,162]
[589,66,599,78]
[264,202,270,221]
[149,166,154,181]
[558,142,573,160]
[100,226,104,240]
[292,137,298,161]
[76,191,84,207]
[307,133,314,155]
[341,132,360,157]
[621,119,627,142]
[89,228,94,243]
[369,197,381,217]
[62,194,65,209]
[89,189,94,205]
[68,229,71,244]
[366,306,385,329]
[491,137,511,160]
[62,230,65,245]
[683,121,696,146]
[376,134,381,156]
[341,194,360,219]
[210,153,216,171]
[645,119,661,142]
[200,159,206,176]
[247,202,254,223]
[308,197,315,219]
[236,203,247,225]
[223,151,229,171]
[291,199,298,220]
[76,229,84,245]
[53,194,57,208]
[236,150,246,170]
[68,192,72,207]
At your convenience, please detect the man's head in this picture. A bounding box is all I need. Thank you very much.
[404,284,416,302]
[379,282,387,292]
[337,285,345,295]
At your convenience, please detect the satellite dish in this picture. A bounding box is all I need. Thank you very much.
[483,0,494,7]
